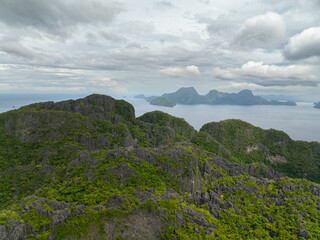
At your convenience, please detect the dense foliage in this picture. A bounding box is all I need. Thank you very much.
[0,94,319,239]
[194,119,320,183]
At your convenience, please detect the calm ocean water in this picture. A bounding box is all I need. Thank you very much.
[0,94,319,142]
[125,98,320,143]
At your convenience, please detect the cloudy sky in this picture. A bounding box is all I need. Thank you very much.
[0,0,320,99]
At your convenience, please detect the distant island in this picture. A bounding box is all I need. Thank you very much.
[314,102,320,109]
[135,87,297,107]
[149,96,176,107]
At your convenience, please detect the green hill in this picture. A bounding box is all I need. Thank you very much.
[0,95,319,239]
[193,119,320,182]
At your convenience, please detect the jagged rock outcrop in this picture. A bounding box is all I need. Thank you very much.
[0,220,34,240]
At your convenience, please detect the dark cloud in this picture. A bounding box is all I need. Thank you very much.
[0,0,122,38]
[284,27,320,60]
[0,42,34,59]
[206,15,238,35]
[233,12,286,49]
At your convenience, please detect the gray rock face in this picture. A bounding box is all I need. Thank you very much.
[182,207,215,234]
[278,183,297,192]
[0,226,9,240]
[49,200,73,211]
[80,135,96,151]
[104,210,163,240]
[96,135,109,148]
[135,190,156,203]
[123,135,135,147]
[310,185,320,197]
[264,213,274,223]
[79,150,91,163]
[108,163,138,186]
[0,220,33,240]
[51,209,72,226]
[106,194,126,209]
[73,205,87,216]
[298,227,310,239]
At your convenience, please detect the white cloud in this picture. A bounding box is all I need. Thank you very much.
[185,65,201,76]
[212,61,315,86]
[88,77,127,93]
[89,77,118,87]
[160,65,201,77]
[0,64,10,70]
[234,12,286,49]
[284,27,320,60]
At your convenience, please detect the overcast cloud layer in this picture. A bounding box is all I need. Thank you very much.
[0,0,319,99]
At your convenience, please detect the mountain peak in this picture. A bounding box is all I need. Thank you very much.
[238,89,254,96]
[176,87,199,94]
[21,93,135,121]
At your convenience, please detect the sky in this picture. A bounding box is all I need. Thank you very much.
[0,0,320,100]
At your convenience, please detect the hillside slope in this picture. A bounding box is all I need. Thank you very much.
[0,95,319,239]
[193,119,320,183]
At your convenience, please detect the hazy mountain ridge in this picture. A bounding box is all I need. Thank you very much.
[314,101,320,109]
[0,94,319,239]
[137,87,297,107]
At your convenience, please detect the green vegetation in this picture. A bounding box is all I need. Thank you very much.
[0,94,318,239]
[138,111,197,141]
[195,119,320,183]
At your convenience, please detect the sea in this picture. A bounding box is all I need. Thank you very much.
[0,93,319,143]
